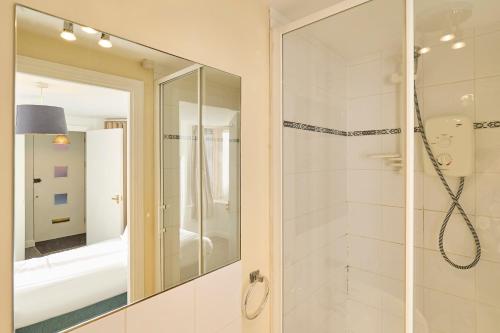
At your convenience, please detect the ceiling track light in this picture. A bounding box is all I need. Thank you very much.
[81,26,98,34]
[98,33,112,48]
[60,21,76,41]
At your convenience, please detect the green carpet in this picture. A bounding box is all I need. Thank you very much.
[16,293,127,333]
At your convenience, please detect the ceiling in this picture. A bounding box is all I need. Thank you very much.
[16,72,130,119]
[273,0,500,63]
[282,0,405,61]
[269,0,345,21]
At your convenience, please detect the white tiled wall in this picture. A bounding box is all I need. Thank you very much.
[283,7,500,333]
[72,262,242,333]
[283,29,349,333]
[282,17,409,333]
[345,52,407,333]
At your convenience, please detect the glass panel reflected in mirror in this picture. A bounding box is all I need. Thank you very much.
[158,66,241,290]
[13,5,240,332]
[201,67,241,274]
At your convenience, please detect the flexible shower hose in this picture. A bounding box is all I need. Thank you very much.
[414,82,481,269]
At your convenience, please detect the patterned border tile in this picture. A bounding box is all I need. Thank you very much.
[283,121,347,136]
[164,134,197,140]
[284,120,500,137]
[348,128,401,136]
[164,134,240,142]
[474,121,500,129]
[283,121,398,137]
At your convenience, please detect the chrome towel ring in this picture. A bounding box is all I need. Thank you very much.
[242,270,270,320]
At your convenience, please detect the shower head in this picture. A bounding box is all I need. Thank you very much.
[414,46,422,75]
[414,46,423,60]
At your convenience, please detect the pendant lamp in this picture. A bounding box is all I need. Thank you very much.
[15,82,69,144]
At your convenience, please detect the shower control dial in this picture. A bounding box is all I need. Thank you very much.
[437,135,452,147]
[437,153,452,167]
[423,116,474,177]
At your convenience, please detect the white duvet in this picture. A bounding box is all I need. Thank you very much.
[14,237,128,329]
[14,229,213,329]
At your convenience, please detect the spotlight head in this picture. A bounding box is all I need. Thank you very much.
[60,21,76,41]
[98,33,112,48]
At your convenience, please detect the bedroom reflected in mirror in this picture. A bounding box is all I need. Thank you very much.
[13,5,240,333]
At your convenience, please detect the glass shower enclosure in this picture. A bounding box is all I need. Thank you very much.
[157,66,241,291]
[274,0,500,332]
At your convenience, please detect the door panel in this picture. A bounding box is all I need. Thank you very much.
[86,128,124,244]
[33,132,85,242]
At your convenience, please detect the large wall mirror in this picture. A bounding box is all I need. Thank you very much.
[13,5,240,332]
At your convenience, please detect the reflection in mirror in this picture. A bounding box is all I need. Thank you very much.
[201,67,241,274]
[158,66,241,290]
[160,69,201,289]
[13,5,240,332]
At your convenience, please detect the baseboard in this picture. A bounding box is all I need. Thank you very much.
[25,240,35,248]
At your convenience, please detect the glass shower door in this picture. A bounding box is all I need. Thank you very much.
[414,1,500,332]
[200,67,241,274]
[281,0,406,332]
[159,69,201,290]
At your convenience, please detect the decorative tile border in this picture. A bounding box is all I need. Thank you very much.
[474,121,500,129]
[284,120,500,137]
[348,128,401,136]
[164,134,197,140]
[283,121,399,137]
[283,121,347,136]
[164,134,240,142]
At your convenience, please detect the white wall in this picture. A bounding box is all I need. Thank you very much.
[73,262,242,333]
[0,1,270,332]
[14,135,25,261]
[67,116,106,131]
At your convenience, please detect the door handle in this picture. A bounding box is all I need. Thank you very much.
[33,178,42,184]
[111,194,122,204]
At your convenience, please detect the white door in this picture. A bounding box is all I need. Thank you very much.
[86,128,124,244]
[33,132,86,242]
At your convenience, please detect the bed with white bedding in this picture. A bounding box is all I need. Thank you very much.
[14,229,213,330]
[14,237,128,330]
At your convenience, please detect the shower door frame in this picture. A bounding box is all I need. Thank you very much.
[270,0,415,332]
